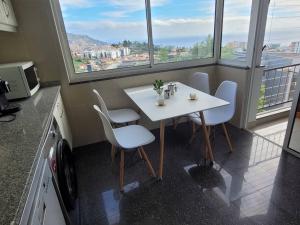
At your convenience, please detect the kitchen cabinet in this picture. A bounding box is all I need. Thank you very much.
[29,161,66,225]
[0,0,17,32]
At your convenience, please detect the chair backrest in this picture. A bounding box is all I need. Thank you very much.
[93,105,119,147]
[215,81,237,121]
[188,72,210,94]
[93,89,111,121]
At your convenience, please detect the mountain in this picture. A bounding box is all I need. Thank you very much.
[67,33,109,51]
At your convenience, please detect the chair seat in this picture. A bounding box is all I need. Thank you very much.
[189,106,232,126]
[114,125,155,149]
[108,108,140,124]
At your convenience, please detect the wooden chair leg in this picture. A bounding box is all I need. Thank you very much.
[111,145,116,163]
[189,122,197,144]
[120,150,125,192]
[137,149,143,159]
[140,147,156,177]
[222,123,233,152]
[205,126,211,160]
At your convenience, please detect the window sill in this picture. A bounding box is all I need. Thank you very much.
[217,62,250,70]
[68,59,216,85]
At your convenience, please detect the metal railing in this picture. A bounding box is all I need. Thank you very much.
[257,63,300,112]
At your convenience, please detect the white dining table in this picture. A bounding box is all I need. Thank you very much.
[124,81,229,179]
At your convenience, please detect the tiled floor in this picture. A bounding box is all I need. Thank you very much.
[74,122,300,225]
[251,117,288,146]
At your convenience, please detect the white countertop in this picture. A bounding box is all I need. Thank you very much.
[124,82,229,122]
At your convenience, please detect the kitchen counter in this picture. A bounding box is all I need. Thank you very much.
[0,86,60,225]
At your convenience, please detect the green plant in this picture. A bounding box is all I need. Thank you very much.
[153,80,164,95]
[257,84,266,113]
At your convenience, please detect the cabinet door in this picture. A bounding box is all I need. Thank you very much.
[1,0,17,26]
[29,162,66,225]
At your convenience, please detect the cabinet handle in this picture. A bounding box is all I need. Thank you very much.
[2,0,9,18]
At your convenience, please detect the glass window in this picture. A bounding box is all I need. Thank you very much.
[220,0,252,62]
[151,0,216,64]
[262,0,300,68]
[59,0,150,73]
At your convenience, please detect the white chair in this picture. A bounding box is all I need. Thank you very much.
[188,72,210,94]
[189,81,237,153]
[93,105,156,192]
[93,89,140,124]
[174,72,210,129]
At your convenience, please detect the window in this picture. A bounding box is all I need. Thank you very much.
[59,0,150,73]
[56,0,217,78]
[262,0,300,68]
[151,0,216,64]
[220,0,252,62]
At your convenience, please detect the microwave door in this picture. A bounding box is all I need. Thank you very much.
[24,65,40,96]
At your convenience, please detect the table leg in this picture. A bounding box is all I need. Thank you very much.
[199,111,214,161]
[158,120,165,179]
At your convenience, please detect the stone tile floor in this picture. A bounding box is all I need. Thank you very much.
[74,123,300,225]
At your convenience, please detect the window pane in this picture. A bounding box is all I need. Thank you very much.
[59,0,150,73]
[262,0,300,68]
[221,0,252,62]
[151,0,215,64]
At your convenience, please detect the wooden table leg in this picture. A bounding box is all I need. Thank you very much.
[158,120,165,179]
[199,111,214,161]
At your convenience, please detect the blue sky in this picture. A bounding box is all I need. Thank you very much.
[59,0,300,45]
[61,0,215,22]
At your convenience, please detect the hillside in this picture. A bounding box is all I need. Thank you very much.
[67,33,108,50]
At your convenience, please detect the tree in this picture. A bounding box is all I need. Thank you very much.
[257,84,266,113]
[192,34,213,58]
[221,46,234,59]
[122,40,132,47]
[158,47,169,62]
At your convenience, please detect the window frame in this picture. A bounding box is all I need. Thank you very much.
[218,0,257,68]
[50,0,217,83]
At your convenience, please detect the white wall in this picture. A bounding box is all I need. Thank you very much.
[0,0,250,148]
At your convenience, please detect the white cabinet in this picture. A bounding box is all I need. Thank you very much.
[0,0,17,32]
[29,161,66,225]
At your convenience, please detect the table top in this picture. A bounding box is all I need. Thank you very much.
[124,82,229,122]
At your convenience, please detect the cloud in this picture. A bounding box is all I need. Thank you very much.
[101,0,169,17]
[66,18,215,42]
[62,0,300,45]
[59,0,93,8]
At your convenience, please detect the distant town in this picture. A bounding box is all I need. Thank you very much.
[67,33,300,73]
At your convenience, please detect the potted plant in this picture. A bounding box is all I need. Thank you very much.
[153,79,164,95]
[153,79,164,106]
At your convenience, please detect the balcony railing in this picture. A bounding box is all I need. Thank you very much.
[257,63,300,113]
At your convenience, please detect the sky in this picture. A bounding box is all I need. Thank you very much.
[59,0,300,46]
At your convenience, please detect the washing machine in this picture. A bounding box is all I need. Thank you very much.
[48,118,79,224]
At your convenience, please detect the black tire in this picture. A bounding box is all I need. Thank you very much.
[56,139,78,211]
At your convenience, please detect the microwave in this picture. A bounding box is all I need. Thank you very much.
[0,61,40,100]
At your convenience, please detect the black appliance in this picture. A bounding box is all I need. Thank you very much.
[0,79,20,116]
[48,118,79,224]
